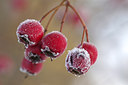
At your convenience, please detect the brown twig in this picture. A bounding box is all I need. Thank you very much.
[39,0,65,23]
[44,9,58,35]
[68,3,89,46]
[60,1,69,32]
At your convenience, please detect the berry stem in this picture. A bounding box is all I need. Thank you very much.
[44,9,58,35]
[60,1,69,32]
[39,0,65,23]
[68,3,89,45]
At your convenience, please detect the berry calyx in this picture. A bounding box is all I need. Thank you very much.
[78,42,98,65]
[25,42,47,64]
[41,31,67,58]
[65,48,91,75]
[20,57,43,76]
[16,19,44,47]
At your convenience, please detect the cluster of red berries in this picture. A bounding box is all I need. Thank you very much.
[16,0,98,77]
[16,19,98,76]
[16,19,67,76]
[65,42,98,75]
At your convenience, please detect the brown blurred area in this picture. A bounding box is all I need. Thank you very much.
[0,0,128,85]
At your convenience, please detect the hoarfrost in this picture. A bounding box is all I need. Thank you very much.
[45,31,67,41]
[19,67,37,76]
[17,19,44,31]
[17,33,36,47]
[65,47,91,75]
[65,47,90,68]
[41,46,59,57]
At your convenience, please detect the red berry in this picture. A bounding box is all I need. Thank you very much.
[20,57,43,76]
[65,48,91,75]
[78,42,98,65]
[25,42,47,64]
[41,31,67,58]
[0,55,13,74]
[16,19,44,47]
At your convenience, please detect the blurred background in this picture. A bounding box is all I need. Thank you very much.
[0,0,128,85]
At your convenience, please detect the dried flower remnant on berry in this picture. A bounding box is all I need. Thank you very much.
[65,48,91,75]
[25,42,47,64]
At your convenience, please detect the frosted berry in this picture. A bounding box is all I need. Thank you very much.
[41,31,67,58]
[25,42,47,64]
[16,19,44,47]
[20,57,43,76]
[65,48,91,75]
[78,42,98,65]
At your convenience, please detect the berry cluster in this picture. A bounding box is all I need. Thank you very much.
[16,0,98,77]
[65,42,98,75]
[17,19,67,76]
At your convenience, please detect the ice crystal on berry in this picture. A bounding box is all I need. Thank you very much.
[65,48,91,75]
[16,19,44,47]
[25,42,47,64]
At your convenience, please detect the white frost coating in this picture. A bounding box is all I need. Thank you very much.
[19,67,37,76]
[17,33,36,46]
[16,33,22,43]
[16,19,44,46]
[20,67,27,73]
[65,47,91,71]
[17,19,44,31]
[41,46,59,57]
[45,31,67,42]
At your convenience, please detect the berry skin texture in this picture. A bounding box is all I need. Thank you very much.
[41,31,67,58]
[20,57,43,76]
[78,42,98,65]
[16,19,44,47]
[65,48,91,75]
[25,42,47,64]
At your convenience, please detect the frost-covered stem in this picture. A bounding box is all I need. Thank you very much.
[68,3,89,45]
[60,2,69,32]
[39,0,65,23]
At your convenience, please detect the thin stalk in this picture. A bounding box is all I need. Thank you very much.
[39,0,65,23]
[44,9,58,35]
[60,2,69,32]
[68,3,89,46]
